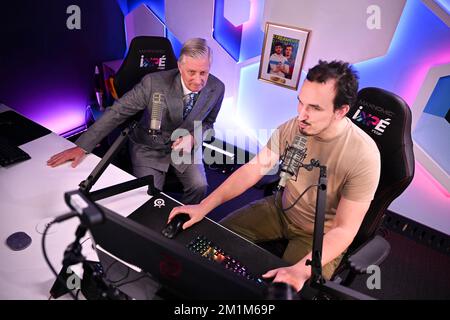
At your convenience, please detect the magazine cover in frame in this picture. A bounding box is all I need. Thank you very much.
[258,22,310,90]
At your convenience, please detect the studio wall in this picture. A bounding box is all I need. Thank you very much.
[0,0,126,135]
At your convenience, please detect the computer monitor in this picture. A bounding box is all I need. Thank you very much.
[88,194,285,300]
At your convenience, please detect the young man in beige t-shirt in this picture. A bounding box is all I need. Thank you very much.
[169,60,381,292]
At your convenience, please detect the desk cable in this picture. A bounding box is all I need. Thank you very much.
[42,212,79,300]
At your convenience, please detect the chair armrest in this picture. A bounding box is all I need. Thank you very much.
[347,235,391,274]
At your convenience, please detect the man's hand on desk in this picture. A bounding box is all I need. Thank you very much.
[262,263,310,292]
[168,203,209,230]
[46,146,86,168]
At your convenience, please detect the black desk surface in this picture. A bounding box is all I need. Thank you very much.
[0,110,51,146]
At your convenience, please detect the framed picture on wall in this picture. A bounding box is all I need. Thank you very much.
[258,22,310,90]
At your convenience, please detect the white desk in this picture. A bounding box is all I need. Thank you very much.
[0,106,152,299]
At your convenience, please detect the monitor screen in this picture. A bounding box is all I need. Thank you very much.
[88,196,284,300]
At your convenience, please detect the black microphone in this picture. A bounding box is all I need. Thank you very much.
[149,92,165,136]
[278,134,308,189]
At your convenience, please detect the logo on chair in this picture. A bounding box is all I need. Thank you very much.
[139,54,167,69]
[352,106,391,136]
[154,198,166,208]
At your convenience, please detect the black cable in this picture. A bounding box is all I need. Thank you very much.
[275,183,319,213]
[109,267,130,284]
[103,260,131,284]
[41,215,78,300]
[115,274,152,288]
[80,237,91,246]
[104,260,118,276]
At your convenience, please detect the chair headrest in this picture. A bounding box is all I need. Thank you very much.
[114,36,178,98]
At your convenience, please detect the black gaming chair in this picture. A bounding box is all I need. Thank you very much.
[109,36,178,100]
[257,87,415,291]
[89,36,177,133]
[93,37,179,184]
[330,87,415,286]
[106,35,177,148]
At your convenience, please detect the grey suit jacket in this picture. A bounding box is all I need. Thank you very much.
[76,68,225,173]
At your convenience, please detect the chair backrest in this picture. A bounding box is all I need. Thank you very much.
[346,87,415,253]
[98,37,177,173]
[113,36,178,98]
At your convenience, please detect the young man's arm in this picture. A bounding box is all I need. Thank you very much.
[262,197,370,291]
[168,145,280,228]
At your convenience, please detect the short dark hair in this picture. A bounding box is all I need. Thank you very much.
[306,60,359,110]
[274,42,283,48]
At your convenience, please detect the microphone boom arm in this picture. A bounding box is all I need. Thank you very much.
[79,121,138,194]
[300,162,376,300]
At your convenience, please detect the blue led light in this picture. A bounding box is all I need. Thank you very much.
[423,76,450,117]
[167,30,182,59]
[435,0,450,14]
[127,0,165,22]
[213,0,242,61]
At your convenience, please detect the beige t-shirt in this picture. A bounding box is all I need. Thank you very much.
[266,117,381,234]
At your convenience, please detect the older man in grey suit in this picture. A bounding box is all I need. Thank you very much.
[47,38,225,204]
